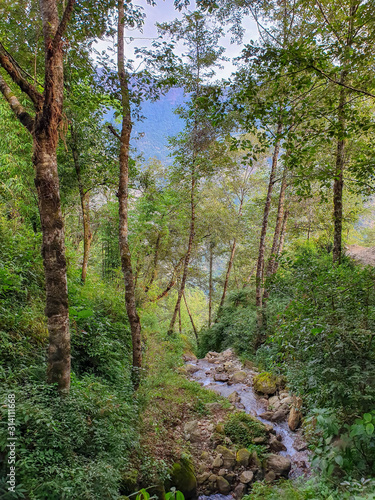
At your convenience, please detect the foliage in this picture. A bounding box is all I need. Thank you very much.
[223,412,267,448]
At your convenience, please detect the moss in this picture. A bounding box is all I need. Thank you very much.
[224,412,267,447]
[253,372,278,395]
[120,469,139,495]
[166,456,197,499]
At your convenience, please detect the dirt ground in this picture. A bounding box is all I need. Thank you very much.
[346,245,375,267]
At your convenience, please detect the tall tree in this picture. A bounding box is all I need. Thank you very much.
[0,0,75,393]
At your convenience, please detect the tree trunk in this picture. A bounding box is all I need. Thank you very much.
[255,121,282,318]
[219,239,236,309]
[71,136,93,283]
[183,291,199,345]
[208,242,214,327]
[273,208,289,274]
[145,232,161,292]
[117,0,142,384]
[168,171,196,334]
[333,79,346,265]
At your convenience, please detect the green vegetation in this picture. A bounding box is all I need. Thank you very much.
[224,412,267,448]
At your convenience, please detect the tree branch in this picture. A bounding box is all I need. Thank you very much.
[108,124,121,140]
[0,42,43,109]
[53,0,75,50]
[311,64,375,98]
[0,73,34,132]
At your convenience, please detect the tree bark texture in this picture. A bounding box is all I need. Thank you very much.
[117,0,142,382]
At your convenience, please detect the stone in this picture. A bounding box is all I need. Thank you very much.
[215,365,225,373]
[215,423,225,434]
[208,474,217,482]
[184,420,198,434]
[218,469,226,476]
[222,349,234,359]
[185,364,199,374]
[239,470,254,484]
[236,448,251,467]
[225,472,236,483]
[216,445,236,469]
[200,451,209,460]
[253,372,278,395]
[268,395,282,411]
[224,361,236,373]
[269,435,287,452]
[279,391,289,399]
[249,451,262,468]
[243,360,256,370]
[184,420,201,442]
[264,470,277,483]
[183,352,198,362]
[264,423,275,434]
[271,403,290,422]
[266,454,292,477]
[288,396,303,431]
[217,476,231,494]
[254,436,267,444]
[214,373,229,382]
[234,482,247,499]
[206,402,222,412]
[259,411,274,421]
[212,456,224,468]
[168,458,197,499]
[228,391,241,403]
[197,472,210,484]
[280,396,293,406]
[231,371,248,383]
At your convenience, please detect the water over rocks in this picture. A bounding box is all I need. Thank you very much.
[181,349,309,498]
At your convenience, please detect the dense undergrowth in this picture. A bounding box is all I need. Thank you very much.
[0,214,138,499]
[199,242,375,498]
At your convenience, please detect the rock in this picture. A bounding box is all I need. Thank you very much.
[200,451,209,460]
[184,420,201,442]
[208,474,217,482]
[259,411,274,421]
[231,371,248,383]
[205,402,222,412]
[217,476,231,494]
[183,352,198,362]
[239,470,254,484]
[279,391,289,399]
[215,365,225,373]
[218,469,226,476]
[185,364,199,374]
[254,436,267,444]
[269,435,287,452]
[212,456,224,468]
[264,423,275,434]
[243,360,256,370]
[197,472,210,484]
[222,349,234,359]
[228,391,241,403]
[177,366,188,375]
[224,361,236,373]
[250,451,262,468]
[120,469,138,494]
[268,395,282,411]
[266,454,291,478]
[253,372,278,395]
[168,458,197,499]
[215,445,236,469]
[215,423,225,434]
[214,373,229,382]
[280,396,293,406]
[236,448,251,467]
[264,470,277,483]
[225,472,236,483]
[271,403,290,422]
[184,420,198,434]
[288,396,303,431]
[234,482,247,499]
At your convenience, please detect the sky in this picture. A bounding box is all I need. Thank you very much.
[102,1,259,162]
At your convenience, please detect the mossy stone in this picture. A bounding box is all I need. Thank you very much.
[120,469,138,495]
[167,457,197,499]
[253,372,277,395]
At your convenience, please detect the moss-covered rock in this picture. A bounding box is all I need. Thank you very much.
[166,456,197,499]
[236,448,251,466]
[224,412,267,447]
[253,372,278,395]
[120,469,138,495]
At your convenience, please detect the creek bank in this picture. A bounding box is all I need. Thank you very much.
[177,349,309,498]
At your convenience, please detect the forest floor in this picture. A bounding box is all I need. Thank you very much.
[346,245,375,266]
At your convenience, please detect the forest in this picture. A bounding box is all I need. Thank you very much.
[1,0,375,498]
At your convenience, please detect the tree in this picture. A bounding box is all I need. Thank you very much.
[0,0,75,393]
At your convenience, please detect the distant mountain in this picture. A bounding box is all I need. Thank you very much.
[107,88,185,164]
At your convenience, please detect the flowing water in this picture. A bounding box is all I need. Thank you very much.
[188,355,310,481]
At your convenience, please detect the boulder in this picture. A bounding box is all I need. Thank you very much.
[253,372,277,395]
[236,448,251,467]
[264,470,277,483]
[224,361,236,373]
[184,420,201,442]
[222,349,234,359]
[288,396,303,431]
[185,364,199,374]
[197,472,210,484]
[217,476,231,494]
[168,458,197,499]
[234,482,247,499]
[212,455,224,468]
[268,395,282,411]
[231,371,248,383]
[214,373,229,382]
[259,411,274,421]
[266,454,291,478]
[254,436,267,444]
[215,445,236,469]
[228,391,241,403]
[205,402,222,412]
[239,470,254,484]
[225,472,236,483]
[208,474,217,482]
[271,403,290,422]
[268,435,287,452]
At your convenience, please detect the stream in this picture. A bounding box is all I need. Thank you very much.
[187,352,310,485]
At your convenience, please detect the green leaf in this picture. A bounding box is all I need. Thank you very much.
[363,413,372,422]
[366,423,374,435]
[334,455,343,466]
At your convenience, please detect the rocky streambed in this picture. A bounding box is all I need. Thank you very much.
[181,349,309,498]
